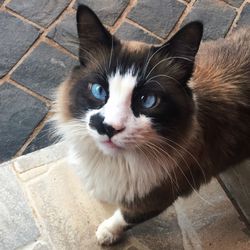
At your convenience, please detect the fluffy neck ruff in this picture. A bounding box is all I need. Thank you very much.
[56,119,199,205]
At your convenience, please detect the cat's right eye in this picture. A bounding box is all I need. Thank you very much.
[140,94,159,109]
[89,83,107,101]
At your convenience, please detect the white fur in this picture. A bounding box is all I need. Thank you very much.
[96,209,127,245]
[103,69,137,130]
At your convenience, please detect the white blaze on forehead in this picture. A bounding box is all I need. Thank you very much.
[103,69,137,130]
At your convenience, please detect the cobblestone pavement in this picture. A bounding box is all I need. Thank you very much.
[1,0,250,162]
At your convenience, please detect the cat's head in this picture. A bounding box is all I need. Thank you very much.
[56,5,203,156]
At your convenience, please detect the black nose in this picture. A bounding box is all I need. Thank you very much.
[89,114,124,138]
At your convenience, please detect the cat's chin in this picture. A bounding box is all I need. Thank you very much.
[96,140,124,156]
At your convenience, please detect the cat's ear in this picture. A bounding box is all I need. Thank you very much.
[164,21,203,58]
[153,21,203,83]
[76,5,114,65]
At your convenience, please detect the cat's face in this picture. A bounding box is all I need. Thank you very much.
[56,5,203,156]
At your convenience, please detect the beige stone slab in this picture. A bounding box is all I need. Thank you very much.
[16,143,249,250]
[0,162,40,250]
[13,142,65,174]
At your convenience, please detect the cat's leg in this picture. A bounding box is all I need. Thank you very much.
[96,208,164,245]
[96,209,128,245]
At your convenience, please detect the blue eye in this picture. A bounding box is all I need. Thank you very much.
[90,83,107,101]
[141,95,158,109]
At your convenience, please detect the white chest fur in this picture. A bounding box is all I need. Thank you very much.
[67,137,169,204]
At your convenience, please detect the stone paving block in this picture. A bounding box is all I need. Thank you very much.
[236,3,250,28]
[75,0,129,26]
[128,0,186,38]
[223,0,244,8]
[47,13,78,56]
[23,123,59,155]
[174,179,250,250]
[183,0,237,40]
[129,206,184,250]
[220,160,250,224]
[0,11,39,78]
[115,21,161,44]
[11,42,78,99]
[7,0,70,27]
[0,83,48,163]
[14,142,65,174]
[0,162,40,249]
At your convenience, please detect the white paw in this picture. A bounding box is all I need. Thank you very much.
[96,220,123,246]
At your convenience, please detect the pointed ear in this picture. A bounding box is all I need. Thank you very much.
[166,21,203,58]
[153,21,203,84]
[76,5,114,65]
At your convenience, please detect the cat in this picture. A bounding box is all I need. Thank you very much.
[54,4,250,246]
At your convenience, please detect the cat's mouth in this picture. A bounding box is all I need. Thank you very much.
[95,138,124,155]
[101,139,122,149]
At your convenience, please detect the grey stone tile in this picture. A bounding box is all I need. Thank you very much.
[0,11,39,78]
[128,0,186,38]
[0,163,40,249]
[174,179,250,250]
[236,3,250,28]
[24,123,60,155]
[11,42,78,99]
[75,0,129,26]
[47,13,78,56]
[7,0,70,27]
[223,0,244,7]
[0,83,48,162]
[183,0,237,40]
[220,160,250,224]
[128,206,184,250]
[115,22,161,44]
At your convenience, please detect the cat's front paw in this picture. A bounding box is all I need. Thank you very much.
[96,219,123,245]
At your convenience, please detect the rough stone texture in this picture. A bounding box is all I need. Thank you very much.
[236,3,250,28]
[183,0,237,40]
[220,160,250,224]
[174,179,250,250]
[129,206,184,250]
[223,0,244,8]
[11,42,77,99]
[128,0,186,38]
[24,123,59,155]
[75,0,129,26]
[115,22,161,44]
[0,83,48,163]
[14,142,65,174]
[7,0,70,27]
[0,162,40,250]
[0,0,4,6]
[47,13,78,56]
[0,11,39,78]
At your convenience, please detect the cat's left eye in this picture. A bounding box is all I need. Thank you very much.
[90,83,107,101]
[140,94,158,109]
